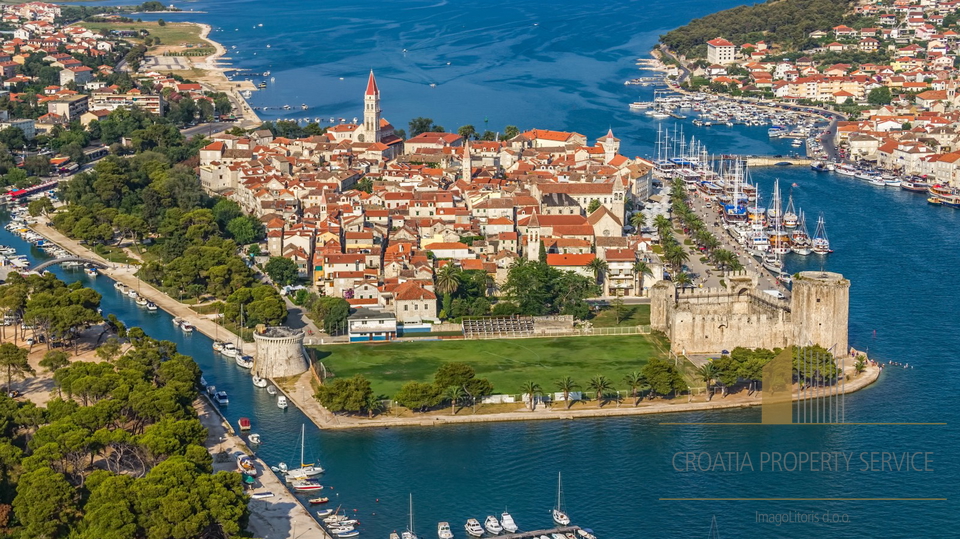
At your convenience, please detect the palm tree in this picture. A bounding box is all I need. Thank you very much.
[555,376,580,409]
[434,263,461,296]
[674,271,693,291]
[446,385,466,415]
[587,375,612,407]
[623,371,646,406]
[520,381,542,411]
[633,261,653,297]
[696,363,718,400]
[629,212,646,232]
[664,245,690,273]
[587,258,608,287]
[854,357,866,377]
[653,215,672,241]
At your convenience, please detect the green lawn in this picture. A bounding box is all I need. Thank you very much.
[78,21,208,49]
[588,304,650,327]
[312,334,665,397]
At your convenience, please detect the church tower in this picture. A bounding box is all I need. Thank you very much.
[462,138,471,180]
[363,70,381,143]
[600,128,620,163]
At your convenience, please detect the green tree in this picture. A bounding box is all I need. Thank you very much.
[264,256,299,286]
[696,362,718,400]
[310,296,350,335]
[867,86,891,105]
[587,257,608,286]
[587,199,602,213]
[854,356,866,376]
[394,381,441,412]
[0,342,33,391]
[408,117,438,137]
[629,212,646,231]
[642,357,687,398]
[519,380,541,411]
[157,18,166,26]
[315,374,375,415]
[502,125,519,140]
[457,124,476,140]
[554,376,579,409]
[623,371,646,406]
[27,197,54,217]
[39,350,70,374]
[14,467,77,538]
[633,261,653,297]
[587,375,612,406]
[225,216,264,245]
[610,294,625,324]
[445,385,465,415]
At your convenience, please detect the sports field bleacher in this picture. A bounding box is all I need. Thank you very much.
[461,315,535,338]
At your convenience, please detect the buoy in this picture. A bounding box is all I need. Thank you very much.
[353,509,358,512]
[376,499,379,502]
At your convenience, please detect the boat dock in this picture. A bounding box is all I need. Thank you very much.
[500,526,584,539]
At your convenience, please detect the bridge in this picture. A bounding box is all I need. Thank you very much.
[32,257,108,272]
[744,156,814,167]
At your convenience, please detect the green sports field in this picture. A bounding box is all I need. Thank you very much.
[311,334,666,397]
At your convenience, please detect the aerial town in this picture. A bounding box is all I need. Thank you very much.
[671,0,960,188]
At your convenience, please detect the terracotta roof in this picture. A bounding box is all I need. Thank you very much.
[394,281,436,301]
[546,253,596,267]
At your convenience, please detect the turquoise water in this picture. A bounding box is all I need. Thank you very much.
[40,0,960,536]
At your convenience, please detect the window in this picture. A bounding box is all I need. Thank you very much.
[404,305,408,311]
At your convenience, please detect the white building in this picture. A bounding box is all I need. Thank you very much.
[707,38,737,65]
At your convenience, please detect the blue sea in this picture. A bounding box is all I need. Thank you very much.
[42,1,960,537]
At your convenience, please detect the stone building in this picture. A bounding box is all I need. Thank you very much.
[650,271,849,355]
[252,326,308,378]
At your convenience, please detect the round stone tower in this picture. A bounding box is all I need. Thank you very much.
[790,271,849,356]
[252,326,308,379]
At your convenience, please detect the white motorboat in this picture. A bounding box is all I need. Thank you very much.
[236,355,253,368]
[180,321,194,333]
[464,519,484,537]
[437,522,454,539]
[206,385,216,396]
[248,433,261,444]
[84,267,98,277]
[252,375,268,388]
[236,453,257,476]
[484,515,503,535]
[146,302,157,311]
[291,479,323,492]
[212,341,224,352]
[552,472,570,526]
[113,281,126,291]
[267,385,277,395]
[500,511,518,533]
[200,376,207,387]
[221,343,237,358]
[214,391,229,405]
[127,288,138,298]
[277,396,288,409]
[316,508,335,518]
[136,296,148,306]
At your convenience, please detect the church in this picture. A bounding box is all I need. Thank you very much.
[324,70,404,159]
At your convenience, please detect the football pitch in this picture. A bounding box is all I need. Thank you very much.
[311,334,666,397]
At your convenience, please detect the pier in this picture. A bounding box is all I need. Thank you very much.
[500,526,584,539]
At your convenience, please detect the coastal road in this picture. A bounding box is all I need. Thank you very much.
[182,122,232,138]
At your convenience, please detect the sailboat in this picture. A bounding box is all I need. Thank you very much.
[782,190,798,228]
[812,213,831,254]
[401,493,418,539]
[282,424,324,480]
[791,210,813,255]
[552,472,570,526]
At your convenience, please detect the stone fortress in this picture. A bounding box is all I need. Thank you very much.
[252,325,309,378]
[650,271,849,355]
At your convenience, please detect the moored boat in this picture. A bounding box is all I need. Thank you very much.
[236,355,253,368]
[437,522,454,539]
[277,396,288,409]
[238,417,251,431]
[552,472,570,526]
[308,496,330,504]
[290,479,323,492]
[464,519,484,537]
[214,391,229,405]
[812,213,831,254]
[500,511,518,533]
[252,375,268,387]
[484,515,502,535]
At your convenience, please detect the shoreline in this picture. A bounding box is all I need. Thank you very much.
[280,361,882,430]
[24,221,882,431]
[189,22,262,127]
[196,395,331,539]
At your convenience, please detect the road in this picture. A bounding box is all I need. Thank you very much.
[181,122,233,138]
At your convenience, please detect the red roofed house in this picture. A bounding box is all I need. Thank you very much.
[707,37,736,65]
[392,281,438,323]
[546,253,595,279]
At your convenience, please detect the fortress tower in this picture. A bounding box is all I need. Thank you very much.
[252,326,308,379]
[790,271,850,356]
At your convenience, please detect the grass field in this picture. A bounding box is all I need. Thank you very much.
[312,334,666,397]
[78,21,208,50]
[588,304,650,327]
